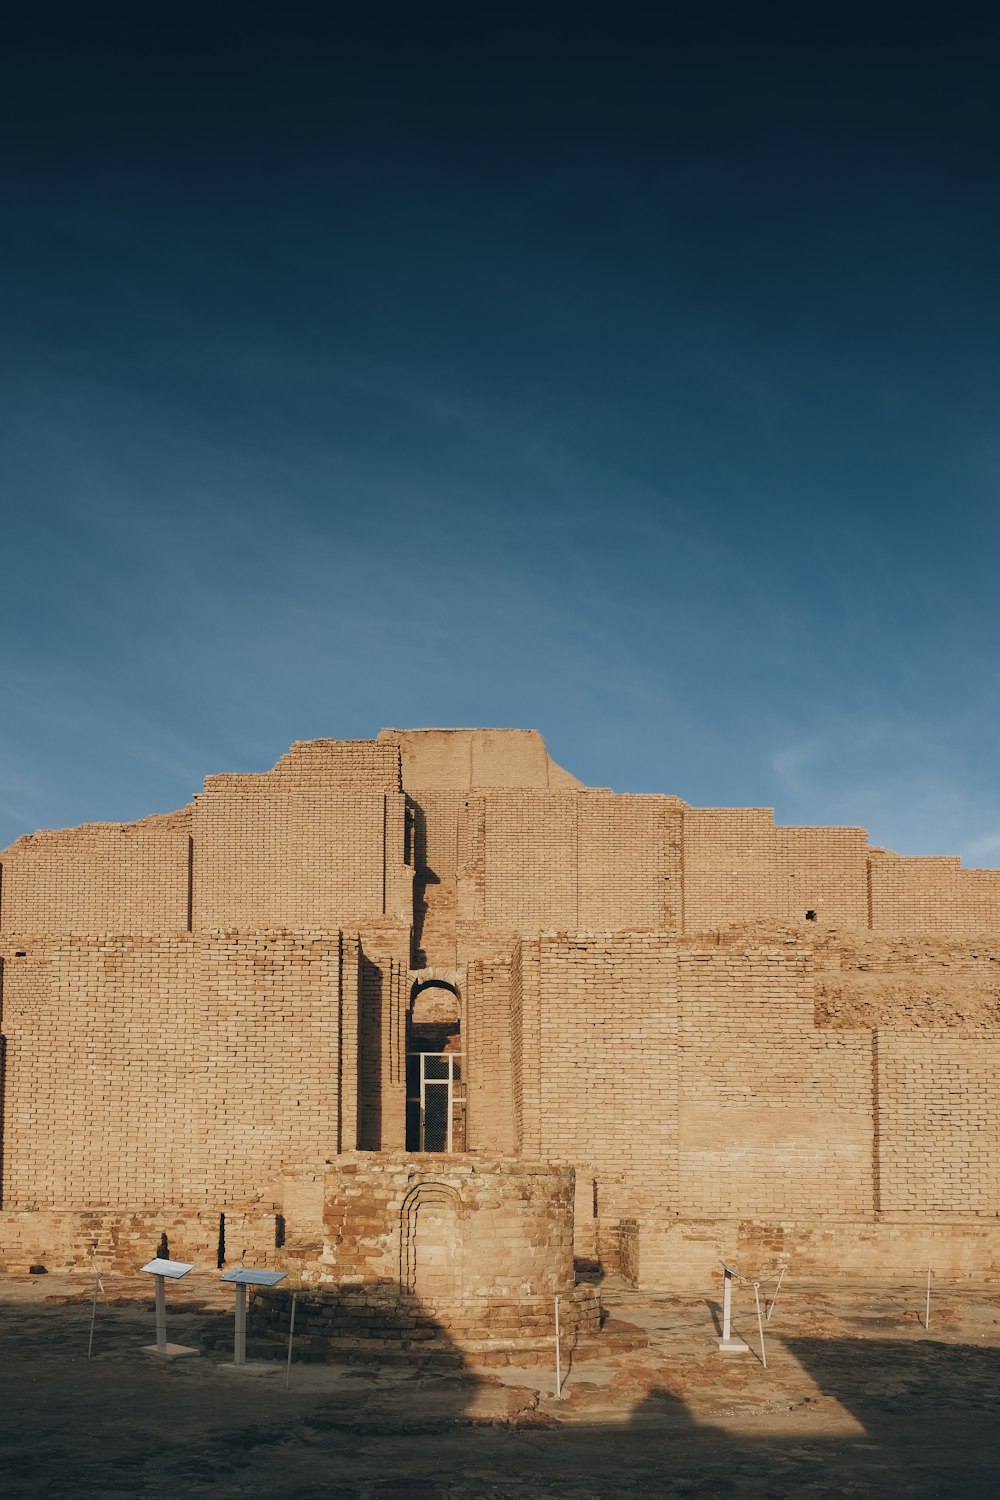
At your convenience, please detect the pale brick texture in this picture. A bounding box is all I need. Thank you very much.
[2,727,999,1289]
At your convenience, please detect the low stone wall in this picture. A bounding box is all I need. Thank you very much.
[633,1216,1000,1289]
[0,1207,279,1275]
[6,1201,1000,1295]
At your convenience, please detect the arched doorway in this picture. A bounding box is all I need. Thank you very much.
[400,1180,465,1297]
[406,980,465,1152]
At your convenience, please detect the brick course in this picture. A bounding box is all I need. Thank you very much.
[1,727,999,1291]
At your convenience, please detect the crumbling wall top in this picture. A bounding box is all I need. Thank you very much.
[378,727,582,791]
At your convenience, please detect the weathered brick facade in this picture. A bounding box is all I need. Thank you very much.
[2,727,999,1289]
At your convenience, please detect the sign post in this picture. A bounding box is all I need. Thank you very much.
[220,1269,288,1366]
[717,1261,750,1353]
[139,1258,198,1358]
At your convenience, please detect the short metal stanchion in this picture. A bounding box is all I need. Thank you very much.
[87,1247,104,1360]
[766,1263,788,1322]
[139,1258,198,1358]
[285,1291,298,1391]
[220,1268,287,1367]
[752,1281,767,1368]
[717,1260,750,1353]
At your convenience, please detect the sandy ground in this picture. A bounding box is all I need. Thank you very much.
[3,1271,1000,1498]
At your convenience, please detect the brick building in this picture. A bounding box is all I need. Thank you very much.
[2,727,999,1286]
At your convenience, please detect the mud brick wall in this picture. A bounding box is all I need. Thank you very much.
[0,937,198,1209]
[198,932,357,1200]
[683,809,868,932]
[510,936,541,1155]
[192,786,397,929]
[483,793,577,930]
[267,740,401,788]
[408,789,465,966]
[3,728,1000,1289]
[576,794,683,928]
[0,812,191,935]
[676,944,872,1218]
[683,809,777,930]
[632,1218,1000,1291]
[876,1031,1000,1214]
[514,934,680,1224]
[0,931,359,1211]
[0,1206,279,1274]
[358,948,409,1151]
[466,791,682,934]
[464,955,516,1152]
[775,826,869,927]
[410,790,464,883]
[812,931,1000,1029]
[810,933,1000,1218]
[869,851,1000,935]
[191,737,410,931]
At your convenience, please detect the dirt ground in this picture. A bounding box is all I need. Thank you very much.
[3,1271,1000,1498]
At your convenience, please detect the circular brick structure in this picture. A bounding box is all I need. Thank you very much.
[252,1153,600,1361]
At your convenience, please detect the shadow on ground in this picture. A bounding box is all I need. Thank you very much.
[3,1277,1000,1499]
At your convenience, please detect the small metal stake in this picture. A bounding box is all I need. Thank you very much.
[284,1292,297,1391]
[753,1281,767,1369]
[87,1251,103,1360]
[925,1267,932,1331]
[766,1263,788,1322]
[234,1283,247,1367]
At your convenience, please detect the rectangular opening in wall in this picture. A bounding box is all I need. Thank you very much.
[406,1052,465,1152]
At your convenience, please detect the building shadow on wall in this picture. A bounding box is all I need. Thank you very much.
[358,954,383,1150]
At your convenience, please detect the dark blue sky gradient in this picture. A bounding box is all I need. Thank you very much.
[2,4,999,861]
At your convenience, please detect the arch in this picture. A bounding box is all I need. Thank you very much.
[410,977,459,1003]
[409,980,461,1030]
[399,1180,465,1296]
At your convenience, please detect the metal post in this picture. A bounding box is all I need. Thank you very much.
[718,1261,749,1353]
[141,1257,196,1357]
[234,1283,247,1366]
[925,1267,932,1331]
[554,1296,563,1398]
[722,1267,733,1342]
[284,1292,297,1391]
[446,1055,454,1154]
[154,1275,167,1355]
[88,1259,100,1360]
[753,1282,767,1369]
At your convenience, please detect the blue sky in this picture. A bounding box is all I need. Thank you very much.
[2,3,999,862]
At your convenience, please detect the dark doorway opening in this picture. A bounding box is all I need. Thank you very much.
[406,980,465,1152]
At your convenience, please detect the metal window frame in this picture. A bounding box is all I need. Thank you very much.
[406,1051,464,1152]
